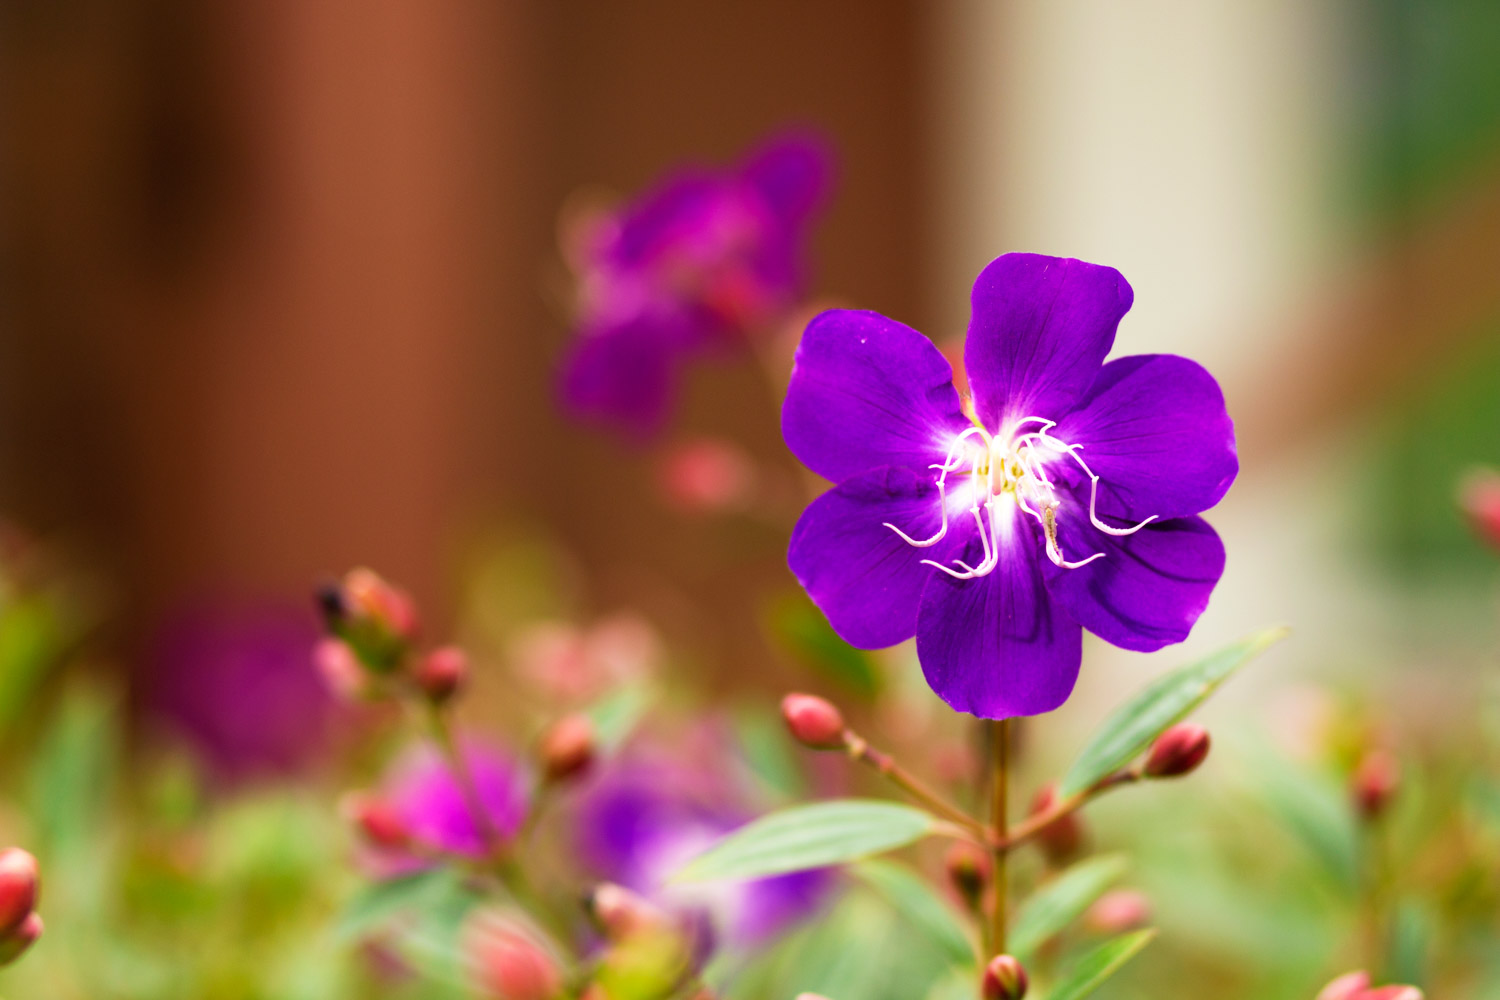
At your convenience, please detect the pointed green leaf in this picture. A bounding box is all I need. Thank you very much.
[336,869,460,942]
[587,684,653,752]
[1045,929,1157,1000]
[1009,854,1128,962]
[1061,628,1287,797]
[854,859,975,966]
[674,800,938,883]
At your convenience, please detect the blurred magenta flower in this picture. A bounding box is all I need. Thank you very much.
[149,603,334,779]
[560,131,833,436]
[573,737,829,952]
[783,253,1237,718]
[381,740,529,860]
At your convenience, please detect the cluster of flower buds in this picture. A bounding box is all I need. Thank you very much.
[315,569,469,706]
[1351,748,1400,822]
[1316,970,1423,1000]
[0,849,41,966]
[583,883,699,998]
[982,954,1029,1000]
[465,910,563,1000]
[1458,467,1500,552]
[780,693,847,750]
[538,713,596,785]
[1028,782,1084,864]
[1144,724,1212,779]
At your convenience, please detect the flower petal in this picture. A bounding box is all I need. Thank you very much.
[964,254,1133,427]
[915,513,1083,718]
[1044,513,1225,653]
[789,466,971,649]
[740,132,835,224]
[559,321,682,437]
[1055,354,1237,520]
[783,310,969,483]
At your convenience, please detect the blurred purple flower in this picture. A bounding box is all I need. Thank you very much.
[383,740,529,860]
[783,253,1237,719]
[148,602,333,780]
[560,131,834,436]
[574,737,830,952]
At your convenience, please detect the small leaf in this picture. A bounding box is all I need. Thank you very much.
[587,684,653,752]
[1045,929,1157,1000]
[854,859,975,966]
[1061,627,1287,796]
[1009,854,1127,962]
[734,707,806,800]
[675,800,938,883]
[766,592,881,699]
[336,869,460,942]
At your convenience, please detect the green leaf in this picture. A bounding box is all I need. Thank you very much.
[733,707,806,800]
[1061,627,1287,796]
[766,592,881,699]
[854,859,975,966]
[586,684,653,752]
[675,800,938,883]
[1010,854,1128,962]
[1045,929,1157,1000]
[29,684,118,857]
[335,869,461,942]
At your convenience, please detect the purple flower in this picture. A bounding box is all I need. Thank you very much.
[574,741,830,951]
[783,254,1237,719]
[560,132,833,436]
[382,740,529,860]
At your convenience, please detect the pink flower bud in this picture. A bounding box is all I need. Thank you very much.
[314,638,372,701]
[982,954,1029,1000]
[944,841,991,907]
[0,912,41,966]
[340,792,410,849]
[659,439,755,513]
[1352,749,1400,820]
[1145,724,1211,778]
[1317,971,1423,1000]
[780,693,846,750]
[467,915,561,1000]
[1028,782,1083,864]
[539,714,595,783]
[343,568,420,642]
[1459,467,1500,551]
[1085,889,1152,934]
[0,849,39,936]
[588,883,671,941]
[415,646,468,704]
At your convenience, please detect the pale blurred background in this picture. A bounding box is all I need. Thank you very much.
[1,0,1498,735]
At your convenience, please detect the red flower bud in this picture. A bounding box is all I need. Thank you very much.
[467,914,561,1000]
[0,849,39,937]
[415,646,468,704]
[314,638,373,701]
[1144,724,1211,778]
[1352,749,1400,821]
[1028,782,1083,863]
[1085,889,1152,934]
[539,714,595,783]
[780,693,846,750]
[1459,467,1500,551]
[0,912,41,966]
[945,841,992,908]
[341,792,410,849]
[319,568,420,672]
[982,954,1029,1000]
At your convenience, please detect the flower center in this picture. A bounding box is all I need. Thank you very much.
[883,416,1158,580]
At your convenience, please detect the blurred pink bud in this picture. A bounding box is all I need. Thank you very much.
[780,693,846,750]
[0,912,41,966]
[341,792,410,849]
[795,995,836,1000]
[468,915,561,1000]
[944,841,991,907]
[1145,724,1211,778]
[1085,889,1152,934]
[1317,971,1423,1000]
[1352,749,1400,821]
[415,646,468,704]
[315,638,371,701]
[1459,467,1500,551]
[982,954,1029,1000]
[658,438,755,513]
[343,568,420,642]
[0,849,39,936]
[1029,782,1083,864]
[539,714,595,783]
[588,883,671,941]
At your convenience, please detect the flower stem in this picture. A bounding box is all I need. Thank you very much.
[1000,768,1139,850]
[845,731,994,843]
[423,700,502,857]
[990,718,1010,956]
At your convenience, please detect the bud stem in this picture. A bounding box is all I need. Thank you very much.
[422,701,503,857]
[845,732,993,843]
[1000,768,1139,850]
[989,719,1010,957]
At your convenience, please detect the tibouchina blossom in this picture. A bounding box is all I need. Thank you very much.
[560,132,832,436]
[784,254,1237,718]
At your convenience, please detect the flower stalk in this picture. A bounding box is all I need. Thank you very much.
[990,718,1010,956]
